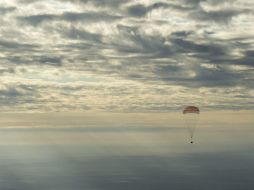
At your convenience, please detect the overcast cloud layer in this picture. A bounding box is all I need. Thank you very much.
[0,0,254,112]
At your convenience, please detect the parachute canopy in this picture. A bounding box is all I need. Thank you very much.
[183,106,200,114]
[182,106,200,144]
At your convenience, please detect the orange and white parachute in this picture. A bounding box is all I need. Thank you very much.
[183,106,200,144]
[183,106,200,114]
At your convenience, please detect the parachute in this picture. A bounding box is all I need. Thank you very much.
[183,106,200,144]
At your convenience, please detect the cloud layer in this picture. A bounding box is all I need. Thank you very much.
[0,0,254,112]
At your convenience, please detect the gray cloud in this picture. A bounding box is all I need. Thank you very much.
[36,56,62,66]
[191,9,251,23]
[62,27,102,43]
[126,2,192,17]
[18,14,55,25]
[61,0,130,8]
[18,12,122,26]
[127,4,148,17]
[0,6,16,14]
[0,40,38,50]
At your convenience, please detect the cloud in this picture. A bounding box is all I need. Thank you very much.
[127,4,148,17]
[0,40,37,50]
[191,8,251,23]
[18,12,122,26]
[60,0,130,8]
[0,6,16,14]
[0,0,253,112]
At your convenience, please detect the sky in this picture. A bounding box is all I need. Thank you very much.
[0,0,254,112]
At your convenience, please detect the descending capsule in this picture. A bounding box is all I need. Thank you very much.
[183,106,200,144]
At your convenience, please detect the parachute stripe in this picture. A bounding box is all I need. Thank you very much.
[183,106,200,114]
